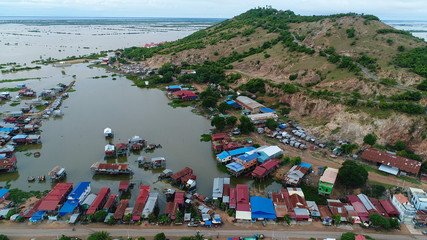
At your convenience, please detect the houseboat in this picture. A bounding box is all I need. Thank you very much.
[49,166,66,182]
[115,143,128,156]
[128,136,145,151]
[104,128,113,138]
[90,162,132,175]
[105,144,115,157]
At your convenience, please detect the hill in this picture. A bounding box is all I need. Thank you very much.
[119,7,427,157]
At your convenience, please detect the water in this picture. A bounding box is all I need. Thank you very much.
[0,18,283,208]
[383,20,427,40]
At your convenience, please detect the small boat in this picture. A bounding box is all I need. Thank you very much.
[33,152,41,157]
[104,128,114,138]
[186,179,196,189]
[38,175,46,181]
[27,176,35,182]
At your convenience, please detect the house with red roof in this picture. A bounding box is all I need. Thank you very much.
[361,148,421,175]
[251,159,280,179]
[87,187,110,215]
[132,186,150,221]
[236,184,251,221]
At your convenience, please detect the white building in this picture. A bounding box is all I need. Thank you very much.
[392,193,417,222]
[407,187,427,211]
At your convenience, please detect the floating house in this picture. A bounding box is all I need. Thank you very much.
[361,148,421,176]
[90,162,132,175]
[171,167,193,184]
[48,166,66,182]
[0,157,17,172]
[59,182,91,216]
[132,186,150,221]
[86,187,110,215]
[150,157,166,169]
[115,143,128,156]
[250,196,276,220]
[104,144,115,157]
[318,168,338,196]
[26,135,41,144]
[0,145,15,158]
[236,184,251,221]
[283,162,311,186]
[12,135,27,143]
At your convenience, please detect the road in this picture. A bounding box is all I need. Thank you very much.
[0,227,424,240]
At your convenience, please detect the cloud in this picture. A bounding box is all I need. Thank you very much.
[0,0,426,20]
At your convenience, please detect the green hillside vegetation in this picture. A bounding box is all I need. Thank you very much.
[115,7,427,153]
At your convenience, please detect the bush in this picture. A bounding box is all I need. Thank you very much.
[289,73,298,80]
[265,118,279,130]
[346,28,355,38]
[363,134,377,146]
[88,231,111,240]
[0,235,9,240]
[290,156,302,166]
[154,233,166,240]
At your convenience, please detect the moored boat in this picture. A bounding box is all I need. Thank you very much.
[49,166,66,182]
[105,144,115,157]
[104,128,114,138]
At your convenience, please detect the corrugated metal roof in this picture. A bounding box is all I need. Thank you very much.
[250,196,276,219]
[212,178,224,199]
[361,148,421,175]
[319,168,338,184]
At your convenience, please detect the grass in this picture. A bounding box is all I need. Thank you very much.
[0,87,21,92]
[369,181,395,189]
[331,127,341,134]
[397,176,420,185]
[300,184,327,205]
[362,164,389,176]
[0,77,41,83]
[167,99,195,108]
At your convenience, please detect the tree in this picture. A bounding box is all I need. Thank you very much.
[363,133,377,146]
[226,116,238,127]
[340,144,358,154]
[369,212,391,229]
[394,141,406,151]
[218,102,231,114]
[123,213,132,222]
[211,116,226,131]
[154,233,166,240]
[137,237,146,240]
[94,210,108,222]
[389,217,400,229]
[202,96,217,108]
[338,161,368,188]
[340,232,356,240]
[107,215,115,225]
[333,214,341,225]
[265,118,279,130]
[87,231,111,240]
[283,214,291,225]
[0,235,9,240]
[238,116,255,134]
[290,156,302,166]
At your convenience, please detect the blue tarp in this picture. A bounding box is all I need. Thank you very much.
[226,100,242,109]
[250,196,276,220]
[0,128,13,132]
[226,162,245,172]
[278,124,287,129]
[237,153,259,163]
[67,182,90,200]
[30,211,46,221]
[228,146,255,157]
[59,200,78,216]
[298,162,312,169]
[205,220,212,226]
[0,156,6,159]
[168,85,181,89]
[216,151,230,160]
[260,108,276,113]
[0,188,9,199]
[12,135,27,140]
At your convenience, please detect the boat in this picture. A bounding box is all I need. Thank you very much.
[128,136,145,151]
[159,169,173,179]
[27,176,35,182]
[53,61,72,67]
[90,162,132,175]
[104,128,114,138]
[38,175,46,181]
[104,144,115,157]
[48,166,66,182]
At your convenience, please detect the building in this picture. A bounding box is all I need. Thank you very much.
[380,200,399,218]
[290,193,310,221]
[392,193,417,222]
[283,162,311,186]
[38,183,73,212]
[251,159,280,179]
[318,168,338,196]
[0,188,9,202]
[87,187,110,215]
[307,201,320,218]
[357,194,377,214]
[407,187,427,211]
[216,146,255,163]
[327,199,349,222]
[236,184,251,221]
[103,194,118,212]
[250,196,276,220]
[249,145,283,163]
[229,188,236,209]
[142,193,158,218]
[361,148,421,175]
[226,153,258,176]
[172,90,197,100]
[212,178,225,200]
[368,197,389,218]
[59,182,91,216]
[132,186,150,221]
[234,96,265,114]
[247,112,278,123]
[347,195,369,222]
[271,191,289,218]
[114,200,129,220]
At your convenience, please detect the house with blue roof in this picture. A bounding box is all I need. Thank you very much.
[59,182,91,216]
[250,196,276,220]
[248,145,283,163]
[216,146,255,163]
[166,85,181,92]
[0,188,9,202]
[226,153,259,176]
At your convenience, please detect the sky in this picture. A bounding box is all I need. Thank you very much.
[0,0,426,20]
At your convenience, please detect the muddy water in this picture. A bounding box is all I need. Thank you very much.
[0,19,282,208]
